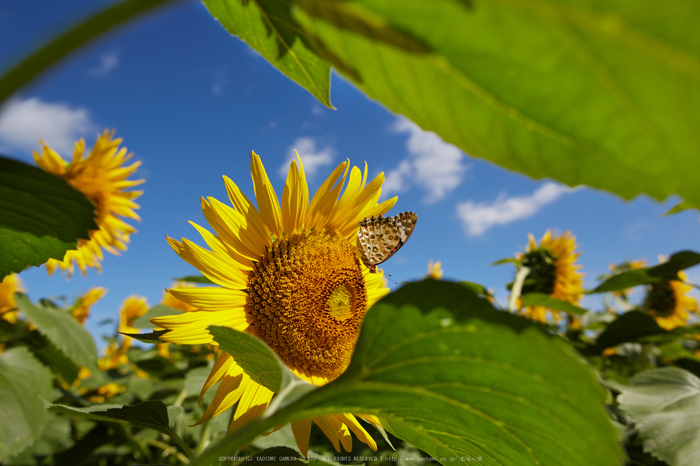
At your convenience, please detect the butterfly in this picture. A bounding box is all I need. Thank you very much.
[357,211,417,273]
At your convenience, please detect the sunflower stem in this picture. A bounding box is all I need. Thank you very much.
[508,266,530,313]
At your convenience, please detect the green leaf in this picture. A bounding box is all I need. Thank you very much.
[293,0,700,208]
[616,367,700,466]
[591,250,700,293]
[0,0,182,105]
[131,304,182,329]
[0,156,98,277]
[15,294,98,371]
[664,200,696,216]
[521,292,587,315]
[592,311,668,352]
[120,329,170,344]
[47,401,194,458]
[209,325,287,393]
[193,280,622,466]
[0,347,54,459]
[172,274,215,284]
[202,0,332,106]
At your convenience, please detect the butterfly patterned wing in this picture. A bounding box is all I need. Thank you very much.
[394,211,417,245]
[357,212,417,272]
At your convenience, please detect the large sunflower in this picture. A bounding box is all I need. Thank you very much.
[644,269,698,330]
[517,230,584,323]
[152,152,396,456]
[34,130,144,277]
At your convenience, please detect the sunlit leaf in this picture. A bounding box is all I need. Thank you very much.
[15,294,98,371]
[616,367,700,466]
[0,156,97,278]
[292,0,700,208]
[193,280,622,466]
[202,0,332,106]
[0,347,54,459]
[591,250,700,293]
[209,325,287,393]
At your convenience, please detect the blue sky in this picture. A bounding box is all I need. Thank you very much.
[1,1,698,344]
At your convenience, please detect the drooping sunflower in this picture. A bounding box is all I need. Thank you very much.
[71,287,107,325]
[0,274,25,324]
[152,152,397,456]
[643,268,698,330]
[517,230,584,323]
[33,130,144,277]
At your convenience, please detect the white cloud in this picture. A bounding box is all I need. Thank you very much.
[0,97,97,155]
[311,105,324,117]
[456,182,571,236]
[384,117,467,203]
[280,137,335,179]
[89,51,119,77]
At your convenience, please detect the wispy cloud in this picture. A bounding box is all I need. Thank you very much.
[280,136,335,179]
[0,97,97,155]
[456,183,571,236]
[384,117,467,203]
[211,68,228,96]
[89,51,119,77]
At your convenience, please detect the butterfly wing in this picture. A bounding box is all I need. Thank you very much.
[357,212,417,271]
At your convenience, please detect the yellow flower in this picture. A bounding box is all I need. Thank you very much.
[118,295,149,350]
[98,342,129,370]
[89,382,126,403]
[153,152,396,456]
[71,287,107,325]
[517,230,584,323]
[161,281,197,312]
[0,274,25,324]
[644,269,698,330]
[33,130,144,277]
[427,260,443,280]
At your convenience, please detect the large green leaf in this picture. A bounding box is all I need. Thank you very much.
[202,0,332,106]
[590,310,667,353]
[291,0,700,207]
[0,0,182,105]
[616,367,700,466]
[193,280,622,466]
[48,401,194,459]
[0,347,54,460]
[15,294,98,371]
[0,157,98,278]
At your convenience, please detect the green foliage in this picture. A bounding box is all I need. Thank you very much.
[592,250,700,293]
[202,0,332,106]
[292,0,700,208]
[616,367,700,466]
[15,294,98,371]
[0,347,54,460]
[47,401,194,459]
[0,157,97,278]
[194,280,623,465]
[521,292,587,315]
[209,325,287,393]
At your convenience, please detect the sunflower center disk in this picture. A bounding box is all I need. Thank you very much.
[247,231,368,381]
[646,282,677,317]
